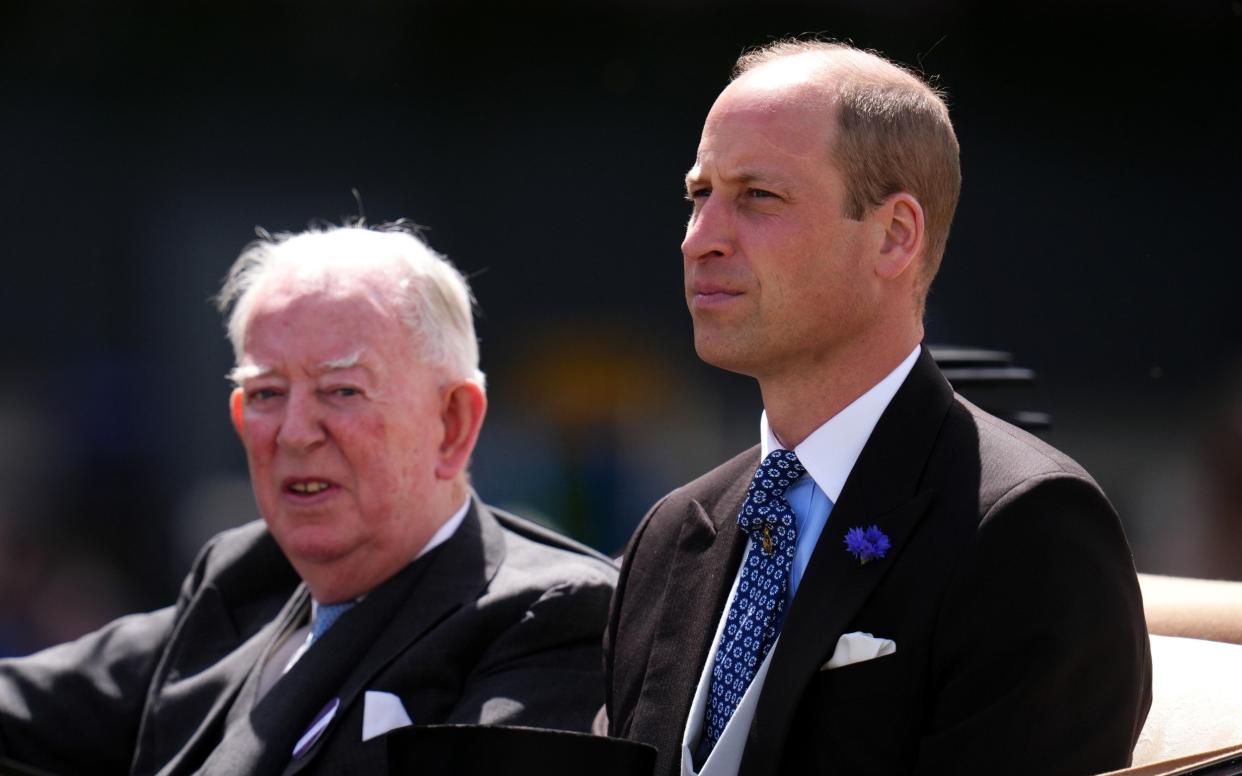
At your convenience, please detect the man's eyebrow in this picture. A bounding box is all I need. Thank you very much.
[226,352,371,385]
[685,167,784,190]
[312,351,380,380]
[227,363,271,385]
[316,350,364,373]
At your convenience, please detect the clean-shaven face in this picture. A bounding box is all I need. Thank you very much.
[682,62,878,381]
[232,276,445,599]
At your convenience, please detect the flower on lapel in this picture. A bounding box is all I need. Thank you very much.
[844,525,891,565]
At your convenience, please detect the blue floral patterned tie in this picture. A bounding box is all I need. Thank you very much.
[700,449,806,758]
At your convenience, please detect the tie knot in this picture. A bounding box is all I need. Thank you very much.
[311,600,355,642]
[737,449,806,539]
[749,449,806,499]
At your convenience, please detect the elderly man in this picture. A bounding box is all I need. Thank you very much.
[0,223,617,774]
[605,41,1151,775]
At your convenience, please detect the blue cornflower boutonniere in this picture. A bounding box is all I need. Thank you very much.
[844,525,891,565]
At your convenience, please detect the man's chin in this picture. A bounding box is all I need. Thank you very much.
[693,334,759,377]
[268,523,356,567]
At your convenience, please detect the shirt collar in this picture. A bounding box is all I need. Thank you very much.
[761,345,920,502]
[418,494,472,559]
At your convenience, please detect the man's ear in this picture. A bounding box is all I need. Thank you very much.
[230,387,245,435]
[874,192,926,281]
[435,381,488,481]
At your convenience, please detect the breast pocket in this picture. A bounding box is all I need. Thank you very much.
[784,649,920,773]
[809,647,910,702]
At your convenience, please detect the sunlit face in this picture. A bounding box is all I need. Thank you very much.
[231,277,446,600]
[682,68,879,381]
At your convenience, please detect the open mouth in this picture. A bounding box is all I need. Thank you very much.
[284,479,337,497]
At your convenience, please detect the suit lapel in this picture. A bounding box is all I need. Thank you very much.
[193,583,337,775]
[629,450,757,767]
[279,496,506,774]
[741,349,953,775]
[135,537,305,776]
[227,588,313,726]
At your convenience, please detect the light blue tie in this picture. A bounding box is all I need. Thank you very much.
[699,449,806,760]
[310,601,355,642]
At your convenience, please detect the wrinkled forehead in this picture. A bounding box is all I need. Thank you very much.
[240,271,410,367]
[233,289,420,391]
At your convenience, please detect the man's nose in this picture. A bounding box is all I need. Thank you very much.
[276,390,326,452]
[681,197,733,262]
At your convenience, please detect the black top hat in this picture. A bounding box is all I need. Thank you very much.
[386,724,657,776]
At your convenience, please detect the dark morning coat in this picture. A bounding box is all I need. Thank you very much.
[605,348,1151,775]
[0,498,617,775]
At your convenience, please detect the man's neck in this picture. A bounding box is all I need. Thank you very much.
[759,331,920,448]
[299,480,471,604]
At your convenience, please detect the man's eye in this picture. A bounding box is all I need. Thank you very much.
[747,188,777,199]
[248,388,281,402]
[686,187,711,201]
[329,387,361,398]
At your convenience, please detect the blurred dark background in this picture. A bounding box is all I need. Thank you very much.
[1,0,1239,655]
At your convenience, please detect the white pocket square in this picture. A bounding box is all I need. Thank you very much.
[820,631,897,671]
[362,690,413,742]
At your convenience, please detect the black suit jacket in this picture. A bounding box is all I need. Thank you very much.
[0,498,617,775]
[606,349,1151,775]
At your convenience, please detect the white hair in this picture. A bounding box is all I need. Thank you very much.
[216,221,485,387]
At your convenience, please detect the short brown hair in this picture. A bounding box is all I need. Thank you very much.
[734,40,961,313]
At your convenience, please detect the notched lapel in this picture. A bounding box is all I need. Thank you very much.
[681,498,720,549]
[163,585,244,680]
[157,588,310,776]
[630,485,749,753]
